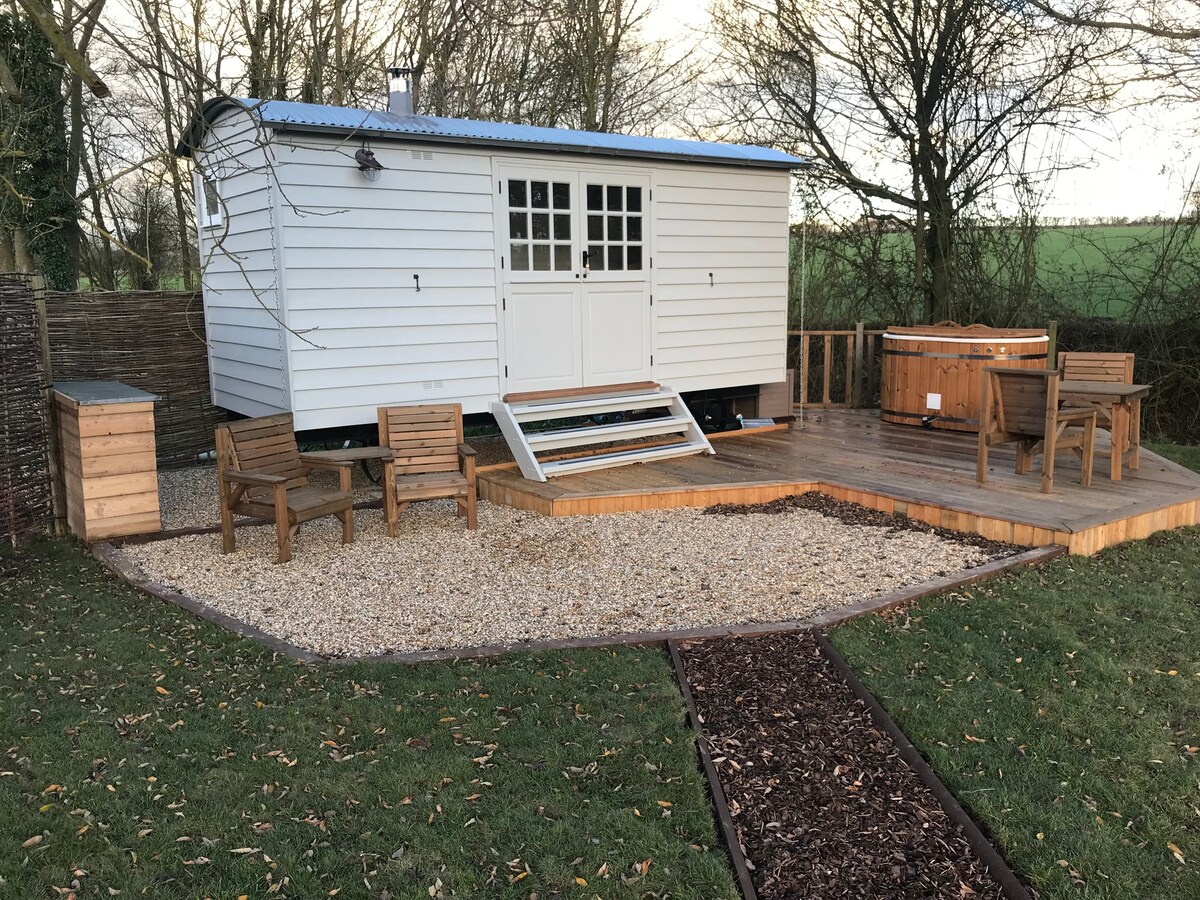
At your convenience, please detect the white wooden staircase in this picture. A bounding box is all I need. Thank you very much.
[491,382,715,482]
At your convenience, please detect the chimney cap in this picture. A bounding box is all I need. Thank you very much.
[387,66,413,78]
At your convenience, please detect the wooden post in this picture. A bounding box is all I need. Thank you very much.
[822,334,832,406]
[32,275,66,535]
[843,334,854,407]
[866,332,877,406]
[799,334,810,407]
[1046,320,1058,371]
[852,322,865,408]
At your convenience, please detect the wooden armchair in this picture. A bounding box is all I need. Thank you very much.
[377,403,477,536]
[216,413,355,563]
[976,368,1097,494]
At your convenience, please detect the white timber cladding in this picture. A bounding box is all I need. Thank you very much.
[272,133,499,430]
[195,114,791,430]
[194,113,288,417]
[653,166,790,391]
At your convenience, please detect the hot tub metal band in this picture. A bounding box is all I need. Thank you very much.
[881,349,1048,361]
[881,408,978,426]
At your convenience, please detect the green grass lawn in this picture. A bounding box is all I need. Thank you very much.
[1146,441,1200,472]
[0,540,738,899]
[830,528,1200,899]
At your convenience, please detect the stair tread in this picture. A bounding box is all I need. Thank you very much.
[541,441,708,476]
[526,414,691,445]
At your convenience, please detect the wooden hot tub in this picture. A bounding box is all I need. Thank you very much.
[880,324,1049,432]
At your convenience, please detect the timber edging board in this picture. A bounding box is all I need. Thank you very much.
[89,541,321,662]
[814,633,1035,900]
[478,466,1200,555]
[666,639,760,900]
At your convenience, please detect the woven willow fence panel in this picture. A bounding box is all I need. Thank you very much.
[0,274,52,546]
[45,291,224,468]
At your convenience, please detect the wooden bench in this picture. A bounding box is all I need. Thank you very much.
[378,404,477,535]
[217,413,356,563]
[976,368,1097,494]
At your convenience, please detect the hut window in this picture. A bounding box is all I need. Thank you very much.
[199,177,222,229]
[585,183,643,271]
[507,178,573,272]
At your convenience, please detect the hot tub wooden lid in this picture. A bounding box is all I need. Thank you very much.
[885,324,1047,340]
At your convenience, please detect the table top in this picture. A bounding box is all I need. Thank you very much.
[1060,380,1152,401]
[302,446,393,462]
[53,380,158,406]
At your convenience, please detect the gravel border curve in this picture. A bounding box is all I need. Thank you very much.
[119,498,1014,658]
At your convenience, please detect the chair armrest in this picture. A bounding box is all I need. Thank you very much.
[299,454,355,472]
[458,443,477,458]
[222,470,288,486]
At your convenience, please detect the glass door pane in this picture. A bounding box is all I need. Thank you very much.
[584,182,644,272]
[507,178,574,273]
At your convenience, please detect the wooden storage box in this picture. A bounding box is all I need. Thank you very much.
[55,381,161,540]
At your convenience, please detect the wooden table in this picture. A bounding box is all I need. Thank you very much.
[1059,380,1151,481]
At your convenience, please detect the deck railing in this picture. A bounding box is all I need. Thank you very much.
[787,324,887,410]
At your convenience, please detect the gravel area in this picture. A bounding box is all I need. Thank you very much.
[123,498,1004,657]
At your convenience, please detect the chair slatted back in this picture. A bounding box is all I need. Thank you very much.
[1058,351,1134,384]
[990,369,1057,437]
[377,404,464,476]
[218,413,308,491]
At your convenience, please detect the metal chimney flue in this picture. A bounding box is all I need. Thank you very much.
[387,66,414,116]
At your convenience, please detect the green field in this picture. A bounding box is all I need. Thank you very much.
[793,224,1200,323]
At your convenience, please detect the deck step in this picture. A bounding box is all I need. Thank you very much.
[508,388,677,423]
[525,415,693,452]
[491,384,714,482]
[540,442,708,478]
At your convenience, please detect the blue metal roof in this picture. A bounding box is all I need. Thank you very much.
[177,97,806,169]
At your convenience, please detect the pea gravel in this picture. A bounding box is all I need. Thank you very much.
[124,494,1000,657]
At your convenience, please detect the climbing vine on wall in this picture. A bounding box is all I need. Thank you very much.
[0,13,77,290]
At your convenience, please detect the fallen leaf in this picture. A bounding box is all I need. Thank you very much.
[1168,841,1186,865]
[22,835,43,848]
[575,877,588,886]
[964,734,987,744]
[155,687,171,696]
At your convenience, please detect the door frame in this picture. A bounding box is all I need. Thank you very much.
[491,154,658,397]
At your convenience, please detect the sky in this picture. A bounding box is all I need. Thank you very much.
[644,1,1196,221]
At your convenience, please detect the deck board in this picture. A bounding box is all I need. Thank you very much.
[477,410,1200,554]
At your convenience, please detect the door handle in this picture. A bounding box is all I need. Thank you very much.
[581,250,590,279]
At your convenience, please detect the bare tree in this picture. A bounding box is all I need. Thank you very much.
[710,0,1126,322]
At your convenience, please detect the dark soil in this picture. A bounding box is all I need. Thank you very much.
[704,491,1018,557]
[681,632,1008,900]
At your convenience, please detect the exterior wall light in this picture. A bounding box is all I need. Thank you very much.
[355,145,384,182]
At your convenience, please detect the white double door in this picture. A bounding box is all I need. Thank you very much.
[498,165,652,394]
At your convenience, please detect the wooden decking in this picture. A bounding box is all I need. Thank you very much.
[477,410,1200,554]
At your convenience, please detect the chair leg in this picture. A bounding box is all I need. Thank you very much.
[465,489,477,530]
[274,483,291,564]
[976,431,988,483]
[1129,398,1141,471]
[463,455,477,529]
[340,507,354,545]
[384,465,398,539]
[1041,433,1056,494]
[1081,417,1096,487]
[219,481,236,554]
